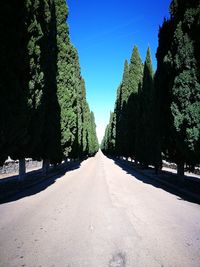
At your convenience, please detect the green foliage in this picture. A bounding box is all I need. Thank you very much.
[115,46,143,158]
[128,46,143,95]
[135,47,158,167]
[115,60,129,155]
[56,0,98,159]
[40,0,62,163]
[0,2,28,164]
[55,0,77,158]
[125,46,143,158]
[25,0,46,159]
[156,0,200,174]
[82,88,99,156]
[0,0,98,167]
[101,112,115,155]
[88,112,99,155]
[102,0,200,177]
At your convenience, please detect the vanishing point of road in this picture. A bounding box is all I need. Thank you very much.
[0,151,200,267]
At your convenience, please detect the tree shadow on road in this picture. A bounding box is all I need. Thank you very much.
[0,161,81,205]
[112,158,200,205]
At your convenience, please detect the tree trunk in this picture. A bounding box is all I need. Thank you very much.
[53,163,58,170]
[154,161,162,175]
[19,158,26,181]
[155,165,159,175]
[42,159,50,176]
[177,161,185,182]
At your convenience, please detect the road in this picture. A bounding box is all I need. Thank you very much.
[0,151,200,267]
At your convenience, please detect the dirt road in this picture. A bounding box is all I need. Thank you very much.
[0,151,200,267]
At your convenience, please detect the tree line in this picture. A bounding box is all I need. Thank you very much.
[101,0,200,178]
[0,0,99,178]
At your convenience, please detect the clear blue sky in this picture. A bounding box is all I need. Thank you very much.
[67,0,171,142]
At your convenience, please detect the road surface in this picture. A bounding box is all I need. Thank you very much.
[0,151,200,267]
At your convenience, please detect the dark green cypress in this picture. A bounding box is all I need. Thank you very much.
[101,112,115,155]
[156,0,200,178]
[116,46,143,158]
[103,46,143,158]
[76,78,85,157]
[154,18,174,173]
[40,0,62,165]
[69,47,83,159]
[81,80,89,157]
[0,2,28,166]
[79,79,99,157]
[55,0,98,160]
[25,0,46,161]
[55,0,77,159]
[101,125,109,153]
[88,112,99,156]
[115,60,129,156]
[126,46,143,159]
[171,0,200,176]
[135,47,156,167]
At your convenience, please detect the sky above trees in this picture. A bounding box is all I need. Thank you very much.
[67,0,171,142]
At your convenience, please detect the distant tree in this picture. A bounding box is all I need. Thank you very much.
[126,46,143,159]
[75,78,85,157]
[101,125,109,153]
[101,112,115,155]
[88,112,99,155]
[135,47,157,168]
[81,83,90,157]
[76,79,91,158]
[115,46,143,158]
[103,46,143,159]
[115,60,129,156]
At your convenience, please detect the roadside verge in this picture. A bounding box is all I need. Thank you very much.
[113,158,200,205]
[0,160,81,203]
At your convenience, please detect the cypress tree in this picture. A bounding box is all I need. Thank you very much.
[116,46,143,158]
[115,60,129,156]
[1,0,98,176]
[81,83,90,157]
[55,0,77,159]
[88,112,99,156]
[40,0,62,167]
[69,48,83,160]
[154,18,174,173]
[0,2,28,171]
[104,46,143,158]
[171,0,200,176]
[126,46,143,159]
[76,78,85,158]
[78,80,99,158]
[55,0,98,160]
[19,0,62,175]
[25,0,46,161]
[101,112,115,155]
[135,47,156,167]
[101,125,109,154]
[128,46,143,96]
[156,0,200,178]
